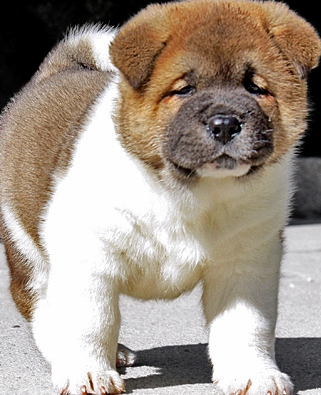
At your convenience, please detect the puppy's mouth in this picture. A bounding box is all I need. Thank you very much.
[170,154,253,180]
[197,155,252,178]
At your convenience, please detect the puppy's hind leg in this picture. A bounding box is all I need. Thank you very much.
[116,344,136,368]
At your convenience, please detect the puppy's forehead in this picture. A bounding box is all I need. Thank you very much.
[171,4,260,42]
[158,5,275,79]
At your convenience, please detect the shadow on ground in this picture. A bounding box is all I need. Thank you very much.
[276,338,321,392]
[122,338,321,393]
[122,343,211,392]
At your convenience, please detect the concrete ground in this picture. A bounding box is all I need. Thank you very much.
[0,223,320,395]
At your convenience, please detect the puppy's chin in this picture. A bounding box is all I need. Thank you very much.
[197,159,251,179]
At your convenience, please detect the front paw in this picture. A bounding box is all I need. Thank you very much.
[213,369,293,395]
[57,369,125,395]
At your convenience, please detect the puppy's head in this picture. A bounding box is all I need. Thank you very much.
[110,0,321,181]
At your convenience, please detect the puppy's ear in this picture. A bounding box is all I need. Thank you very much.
[262,1,321,79]
[109,4,171,90]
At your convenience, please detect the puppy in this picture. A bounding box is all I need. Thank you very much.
[0,0,320,394]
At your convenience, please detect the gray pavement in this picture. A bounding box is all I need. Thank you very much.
[0,223,320,395]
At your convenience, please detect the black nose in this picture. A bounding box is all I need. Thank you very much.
[207,114,241,144]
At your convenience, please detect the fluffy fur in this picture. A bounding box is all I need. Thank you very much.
[0,1,320,394]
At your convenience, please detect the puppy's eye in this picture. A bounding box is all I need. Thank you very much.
[244,78,269,96]
[172,85,195,97]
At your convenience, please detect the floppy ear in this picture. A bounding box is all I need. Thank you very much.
[262,1,321,79]
[109,4,171,90]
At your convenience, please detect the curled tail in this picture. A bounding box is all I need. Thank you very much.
[33,24,118,84]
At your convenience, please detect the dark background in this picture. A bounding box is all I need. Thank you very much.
[1,0,320,156]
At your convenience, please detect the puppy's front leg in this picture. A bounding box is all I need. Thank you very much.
[32,249,124,395]
[203,248,293,395]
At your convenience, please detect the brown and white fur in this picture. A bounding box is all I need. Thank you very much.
[0,1,320,394]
